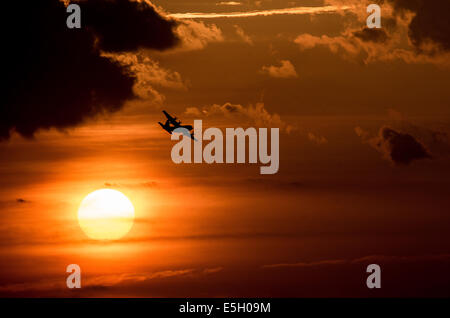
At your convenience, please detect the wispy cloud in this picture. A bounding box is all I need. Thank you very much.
[0,267,223,294]
[216,1,242,6]
[234,25,253,45]
[307,132,328,145]
[168,5,351,19]
[262,254,450,269]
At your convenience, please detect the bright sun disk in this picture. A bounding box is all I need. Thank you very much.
[78,189,135,240]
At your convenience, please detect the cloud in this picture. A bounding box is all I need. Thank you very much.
[2,0,178,140]
[234,25,253,45]
[260,60,298,79]
[185,102,296,133]
[103,51,187,106]
[307,132,328,145]
[105,53,186,90]
[356,126,431,165]
[16,198,29,204]
[104,181,159,189]
[80,0,179,52]
[85,269,194,287]
[0,268,195,294]
[387,0,450,52]
[263,259,347,268]
[203,267,224,274]
[295,30,450,65]
[388,118,450,158]
[295,31,397,65]
[0,267,222,295]
[378,127,431,165]
[238,178,306,191]
[295,0,450,65]
[174,20,224,50]
[403,126,450,158]
[168,5,351,19]
[295,33,360,57]
[352,27,388,43]
[217,1,242,6]
[356,111,450,165]
[262,254,450,269]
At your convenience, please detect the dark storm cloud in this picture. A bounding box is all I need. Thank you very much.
[82,0,179,52]
[1,0,178,140]
[356,126,431,165]
[388,0,450,51]
[380,127,431,165]
[353,28,388,43]
[396,122,450,158]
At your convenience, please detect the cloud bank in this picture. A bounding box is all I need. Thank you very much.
[294,0,450,65]
[1,0,179,140]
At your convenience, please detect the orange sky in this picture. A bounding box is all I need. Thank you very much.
[1,0,450,297]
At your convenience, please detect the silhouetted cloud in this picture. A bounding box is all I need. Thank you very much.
[1,0,178,140]
[388,0,450,52]
[353,27,388,43]
[356,126,431,165]
[356,111,450,165]
[379,127,431,164]
[262,254,450,268]
[82,0,178,52]
[389,120,450,159]
[0,267,221,294]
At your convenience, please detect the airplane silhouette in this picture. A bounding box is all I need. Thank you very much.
[158,110,196,140]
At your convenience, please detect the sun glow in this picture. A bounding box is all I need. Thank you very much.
[78,189,135,240]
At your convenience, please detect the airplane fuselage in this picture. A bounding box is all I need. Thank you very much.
[159,111,196,140]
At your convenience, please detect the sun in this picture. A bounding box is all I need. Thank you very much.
[78,189,135,240]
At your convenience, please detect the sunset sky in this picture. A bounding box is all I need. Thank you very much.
[1,0,450,297]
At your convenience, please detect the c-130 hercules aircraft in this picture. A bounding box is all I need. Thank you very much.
[158,110,196,140]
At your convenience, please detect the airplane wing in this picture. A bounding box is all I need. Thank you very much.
[158,122,173,134]
[162,110,178,125]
